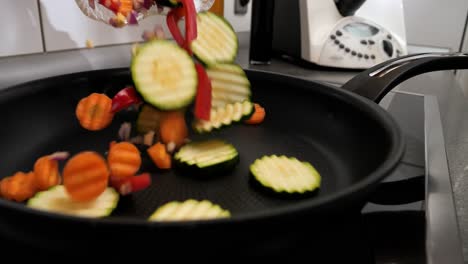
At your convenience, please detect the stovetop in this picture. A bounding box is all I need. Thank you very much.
[362,90,462,264]
[363,91,426,264]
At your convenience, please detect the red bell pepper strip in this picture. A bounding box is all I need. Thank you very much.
[166,0,197,55]
[166,8,185,47]
[111,86,142,113]
[98,0,121,14]
[194,63,212,120]
[180,0,197,52]
[110,173,152,195]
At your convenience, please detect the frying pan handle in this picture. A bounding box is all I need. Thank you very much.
[342,53,468,205]
[342,52,468,103]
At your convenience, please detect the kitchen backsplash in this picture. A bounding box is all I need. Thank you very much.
[0,0,252,58]
[7,0,462,58]
[0,1,43,57]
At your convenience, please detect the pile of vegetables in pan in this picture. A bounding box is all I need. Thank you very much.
[0,0,321,221]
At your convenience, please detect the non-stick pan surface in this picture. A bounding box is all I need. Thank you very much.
[0,68,403,224]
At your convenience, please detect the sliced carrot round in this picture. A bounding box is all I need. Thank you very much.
[147,142,172,169]
[76,93,115,131]
[0,177,12,199]
[107,142,142,180]
[33,155,60,191]
[245,103,266,125]
[1,172,36,202]
[63,151,110,202]
[118,0,133,16]
[159,111,188,147]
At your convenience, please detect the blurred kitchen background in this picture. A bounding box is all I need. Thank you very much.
[2,1,468,58]
[1,0,468,89]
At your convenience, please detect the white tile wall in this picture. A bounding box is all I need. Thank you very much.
[39,0,170,52]
[0,0,43,57]
[0,0,251,57]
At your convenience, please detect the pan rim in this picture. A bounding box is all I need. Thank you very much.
[0,68,405,228]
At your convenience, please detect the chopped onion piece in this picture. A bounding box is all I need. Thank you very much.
[127,10,139,25]
[49,151,70,161]
[143,131,155,146]
[166,141,176,154]
[118,122,132,141]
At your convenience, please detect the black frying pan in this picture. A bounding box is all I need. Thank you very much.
[0,53,465,256]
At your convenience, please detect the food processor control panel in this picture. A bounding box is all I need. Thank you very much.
[318,16,406,69]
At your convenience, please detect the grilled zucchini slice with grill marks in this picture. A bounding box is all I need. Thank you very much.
[193,100,254,133]
[250,155,321,195]
[27,185,119,218]
[206,63,251,109]
[191,12,238,65]
[174,139,239,176]
[131,40,198,111]
[148,199,230,221]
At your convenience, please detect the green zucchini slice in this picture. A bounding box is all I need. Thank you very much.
[207,63,251,109]
[193,100,254,133]
[148,199,230,221]
[174,139,239,176]
[191,12,238,65]
[131,40,198,111]
[250,155,321,194]
[27,186,119,218]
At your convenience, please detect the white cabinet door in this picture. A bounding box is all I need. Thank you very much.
[0,1,43,57]
[403,0,468,51]
[39,0,170,52]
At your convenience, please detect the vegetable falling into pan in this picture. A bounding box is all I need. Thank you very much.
[75,0,215,28]
[0,1,310,222]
